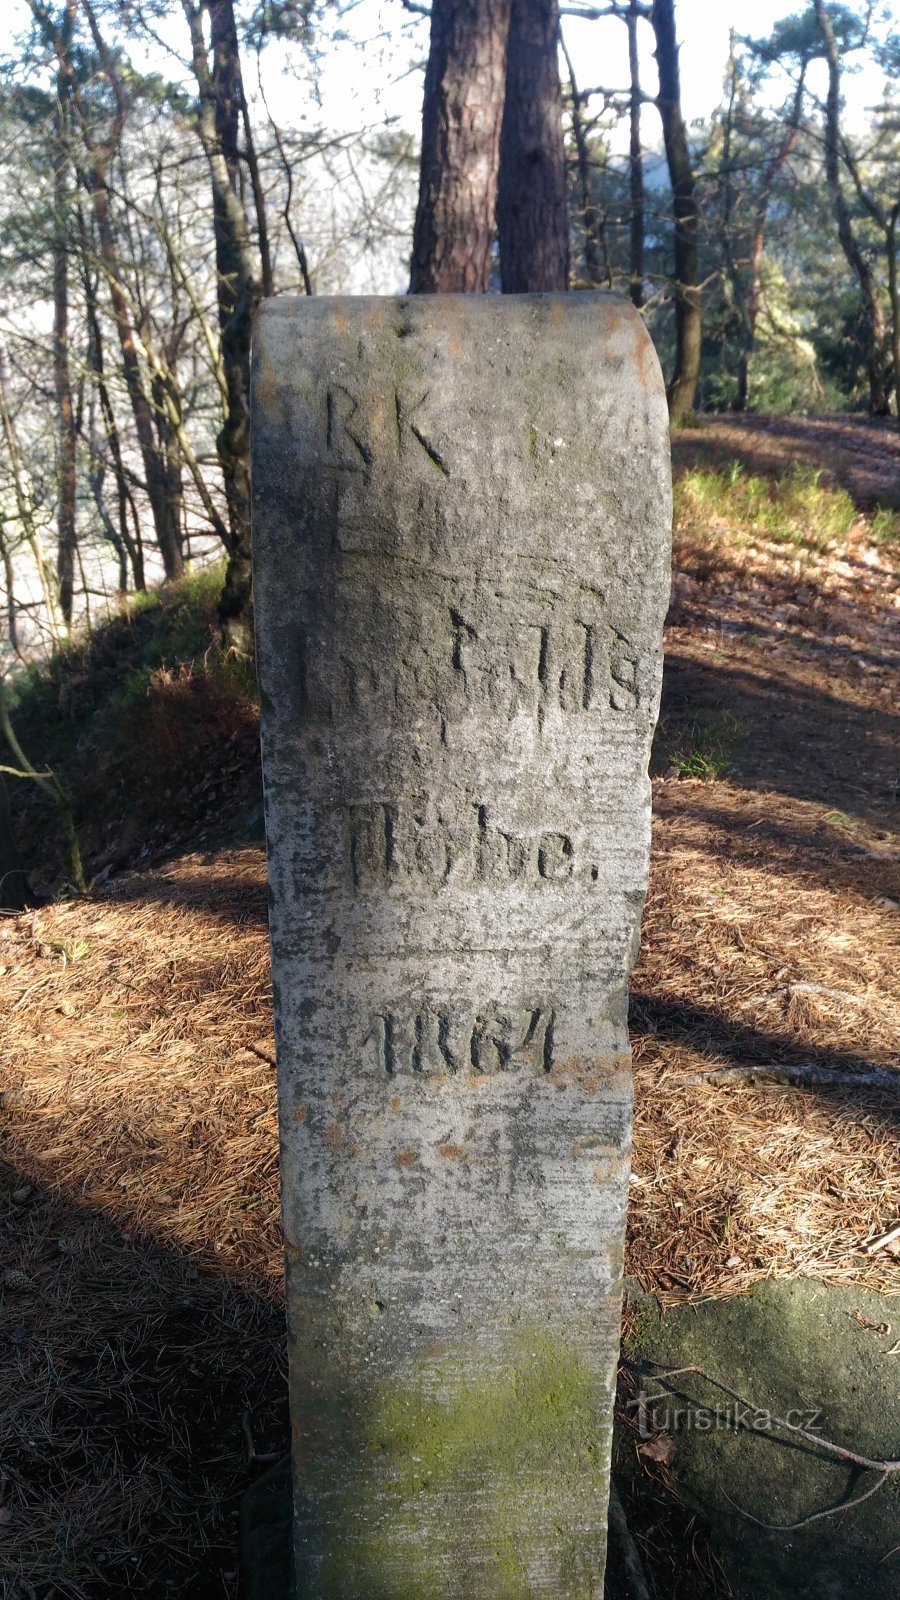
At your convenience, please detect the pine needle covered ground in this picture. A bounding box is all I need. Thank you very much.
[1,419,898,1597]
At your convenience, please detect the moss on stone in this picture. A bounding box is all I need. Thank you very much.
[303,1326,610,1597]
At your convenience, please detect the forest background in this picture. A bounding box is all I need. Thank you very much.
[0,8,898,1596]
[0,0,897,674]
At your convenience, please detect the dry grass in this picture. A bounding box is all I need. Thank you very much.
[629,783,899,1306]
[1,855,279,1297]
[0,858,284,1599]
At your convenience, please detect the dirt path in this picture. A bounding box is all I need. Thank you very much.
[673,413,900,510]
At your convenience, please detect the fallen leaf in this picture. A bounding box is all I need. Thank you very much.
[850,1310,891,1335]
[638,1433,676,1466]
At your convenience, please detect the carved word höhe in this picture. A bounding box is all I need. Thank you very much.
[344,802,586,890]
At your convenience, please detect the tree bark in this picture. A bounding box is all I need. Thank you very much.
[651,0,701,423]
[735,83,803,412]
[560,32,608,287]
[183,0,261,652]
[0,778,31,911]
[410,0,513,293]
[88,166,185,579]
[80,228,146,589]
[887,205,900,421]
[52,3,78,624]
[627,0,645,309]
[497,0,568,292]
[71,1,185,580]
[813,0,889,415]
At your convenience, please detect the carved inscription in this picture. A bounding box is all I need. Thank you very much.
[312,603,644,723]
[374,1004,555,1077]
[344,802,578,890]
[325,383,449,476]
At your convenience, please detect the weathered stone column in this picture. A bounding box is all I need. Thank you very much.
[252,294,671,1598]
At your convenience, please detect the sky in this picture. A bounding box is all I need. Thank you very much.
[3,0,893,146]
[273,0,893,149]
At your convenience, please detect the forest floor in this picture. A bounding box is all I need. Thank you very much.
[0,416,898,1598]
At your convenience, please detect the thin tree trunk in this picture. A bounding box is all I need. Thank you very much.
[151,366,185,572]
[183,0,260,652]
[497,0,568,292]
[410,0,513,292]
[89,169,185,577]
[52,6,78,624]
[70,1,185,579]
[0,507,20,659]
[0,339,65,644]
[627,0,645,309]
[81,245,146,589]
[651,0,701,423]
[813,0,889,415]
[240,98,273,297]
[560,32,606,286]
[266,109,314,294]
[735,69,805,411]
[888,206,900,421]
[0,777,31,910]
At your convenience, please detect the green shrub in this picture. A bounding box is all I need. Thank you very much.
[674,461,858,552]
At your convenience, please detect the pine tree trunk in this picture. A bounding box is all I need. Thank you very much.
[497,0,568,292]
[561,34,606,285]
[184,0,260,652]
[89,169,185,579]
[410,0,513,292]
[814,0,889,416]
[734,72,804,413]
[81,241,146,590]
[52,19,77,625]
[627,1,645,310]
[651,0,701,424]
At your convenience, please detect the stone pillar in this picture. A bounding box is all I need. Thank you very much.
[252,294,671,1598]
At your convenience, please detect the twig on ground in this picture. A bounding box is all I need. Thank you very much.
[241,1410,282,1470]
[628,1360,900,1532]
[607,1479,651,1600]
[861,1221,900,1255]
[788,982,863,1002]
[671,1064,899,1093]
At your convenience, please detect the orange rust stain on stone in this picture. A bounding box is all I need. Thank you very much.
[634,322,658,395]
[390,1096,402,1113]
[550,1055,632,1097]
[292,1106,307,1124]
[323,1120,343,1153]
[437,1143,466,1161]
[331,299,350,339]
[393,1147,419,1168]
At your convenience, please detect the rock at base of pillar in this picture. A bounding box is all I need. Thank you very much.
[240,1457,293,1600]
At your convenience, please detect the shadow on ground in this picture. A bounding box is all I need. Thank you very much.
[0,1159,287,1599]
[656,650,899,823]
[672,414,900,512]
